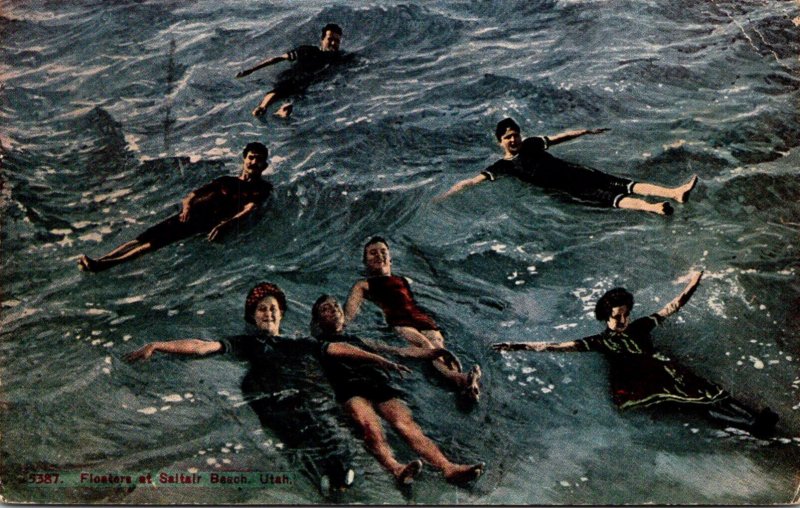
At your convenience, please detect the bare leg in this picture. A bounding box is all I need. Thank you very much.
[394,327,479,398]
[421,330,482,401]
[617,196,674,216]
[252,91,281,117]
[78,240,156,272]
[632,175,697,203]
[344,397,422,484]
[377,399,484,483]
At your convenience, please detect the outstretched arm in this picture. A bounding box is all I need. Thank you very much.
[235,54,290,78]
[344,280,369,323]
[361,338,462,371]
[326,342,412,375]
[179,179,226,223]
[434,174,489,202]
[492,340,582,352]
[207,202,258,241]
[656,271,703,320]
[124,339,222,362]
[546,128,609,147]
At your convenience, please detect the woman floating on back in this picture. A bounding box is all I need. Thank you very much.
[493,271,779,437]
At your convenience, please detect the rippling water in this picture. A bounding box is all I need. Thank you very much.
[2,0,800,504]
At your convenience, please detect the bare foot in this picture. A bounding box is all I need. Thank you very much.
[274,103,293,118]
[443,462,485,484]
[252,106,266,117]
[460,365,482,402]
[676,175,698,203]
[654,202,674,216]
[395,459,423,485]
[78,255,98,272]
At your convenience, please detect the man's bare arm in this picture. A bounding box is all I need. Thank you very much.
[434,173,489,202]
[125,339,222,362]
[656,271,703,320]
[546,128,609,146]
[326,342,412,375]
[344,280,368,323]
[361,339,462,371]
[207,202,258,242]
[236,54,290,78]
[491,340,581,352]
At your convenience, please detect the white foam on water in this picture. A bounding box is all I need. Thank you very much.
[93,188,133,203]
[114,295,145,305]
[78,232,104,243]
[554,323,577,330]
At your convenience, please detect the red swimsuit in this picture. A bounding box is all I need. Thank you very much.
[366,276,439,331]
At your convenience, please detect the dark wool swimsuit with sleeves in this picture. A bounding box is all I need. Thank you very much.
[272,46,344,97]
[481,136,635,208]
[365,275,440,331]
[316,333,405,404]
[135,176,272,248]
[573,315,728,409]
[217,333,355,488]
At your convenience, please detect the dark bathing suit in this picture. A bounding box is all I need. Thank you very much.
[273,45,345,98]
[573,315,768,431]
[366,275,440,331]
[136,176,272,248]
[218,333,354,490]
[316,333,405,404]
[573,315,727,409]
[481,136,635,208]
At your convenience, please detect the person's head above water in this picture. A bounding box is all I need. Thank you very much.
[495,118,521,141]
[320,23,342,52]
[310,294,345,338]
[245,282,287,334]
[362,236,391,276]
[240,142,269,181]
[243,142,269,159]
[495,118,522,158]
[595,287,634,333]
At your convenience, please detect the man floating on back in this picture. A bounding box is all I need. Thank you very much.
[236,23,345,118]
[438,118,697,215]
[78,142,272,272]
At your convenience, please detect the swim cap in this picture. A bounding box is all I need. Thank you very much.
[594,287,634,321]
[244,282,287,324]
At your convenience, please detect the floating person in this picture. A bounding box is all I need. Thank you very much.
[492,271,780,437]
[236,23,345,118]
[78,142,272,272]
[344,236,483,402]
[124,282,361,495]
[311,294,486,485]
[437,117,698,215]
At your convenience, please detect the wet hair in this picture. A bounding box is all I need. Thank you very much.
[242,142,269,159]
[244,282,287,324]
[362,236,389,264]
[594,288,634,322]
[322,23,342,37]
[495,118,521,141]
[310,294,339,338]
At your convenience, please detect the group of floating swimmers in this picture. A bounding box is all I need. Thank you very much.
[76,23,779,495]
